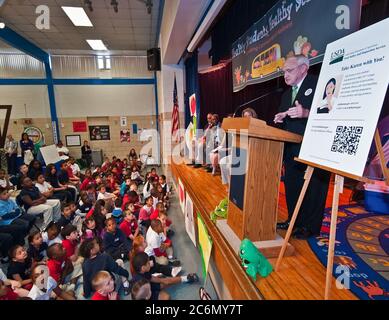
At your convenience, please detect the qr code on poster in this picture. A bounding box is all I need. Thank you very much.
[331,126,363,156]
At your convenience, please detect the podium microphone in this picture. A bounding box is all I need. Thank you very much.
[233,87,284,118]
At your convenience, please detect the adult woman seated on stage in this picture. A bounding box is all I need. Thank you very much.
[219,108,257,185]
[209,114,225,176]
[45,164,76,202]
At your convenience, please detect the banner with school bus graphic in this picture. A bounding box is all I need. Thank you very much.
[232,0,361,92]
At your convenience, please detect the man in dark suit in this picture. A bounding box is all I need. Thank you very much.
[274,55,330,239]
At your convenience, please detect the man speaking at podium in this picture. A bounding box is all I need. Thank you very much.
[274,55,330,239]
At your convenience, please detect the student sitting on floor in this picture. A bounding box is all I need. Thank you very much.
[131,252,199,301]
[77,191,94,216]
[129,235,181,278]
[46,243,81,292]
[0,186,35,245]
[80,169,95,191]
[131,278,152,300]
[97,185,116,210]
[57,202,73,230]
[28,264,75,300]
[27,230,48,263]
[145,220,179,267]
[120,203,139,242]
[120,176,132,197]
[91,271,119,301]
[86,184,97,205]
[0,169,16,191]
[103,218,131,262]
[79,237,130,298]
[139,196,155,230]
[87,199,108,235]
[122,189,142,214]
[82,216,102,241]
[111,198,123,224]
[149,168,159,183]
[42,222,62,247]
[61,224,80,263]
[7,245,33,290]
[131,166,143,186]
[0,279,23,300]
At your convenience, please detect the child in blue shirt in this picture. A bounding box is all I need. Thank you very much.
[0,187,35,245]
[111,198,123,224]
[120,177,132,197]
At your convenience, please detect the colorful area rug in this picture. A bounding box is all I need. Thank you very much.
[308,205,389,300]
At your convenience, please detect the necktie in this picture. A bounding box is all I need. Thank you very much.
[291,86,299,104]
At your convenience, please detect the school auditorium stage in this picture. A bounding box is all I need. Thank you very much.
[170,161,358,300]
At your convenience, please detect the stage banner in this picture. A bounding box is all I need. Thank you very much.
[232,0,361,92]
[299,18,389,177]
[185,192,197,247]
[197,214,213,280]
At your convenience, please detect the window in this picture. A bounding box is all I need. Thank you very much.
[97,56,111,70]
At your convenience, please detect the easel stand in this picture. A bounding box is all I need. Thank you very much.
[276,129,388,300]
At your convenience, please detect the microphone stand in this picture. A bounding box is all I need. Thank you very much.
[233,88,283,118]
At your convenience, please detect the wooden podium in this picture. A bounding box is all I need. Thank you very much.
[220,118,302,256]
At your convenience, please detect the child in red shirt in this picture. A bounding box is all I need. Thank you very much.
[91,271,119,300]
[139,196,154,229]
[80,169,95,191]
[46,243,73,284]
[0,280,20,300]
[61,224,79,262]
[120,203,139,241]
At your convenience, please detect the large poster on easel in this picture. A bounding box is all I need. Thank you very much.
[299,18,389,177]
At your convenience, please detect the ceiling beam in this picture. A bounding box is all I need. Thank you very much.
[0,26,49,63]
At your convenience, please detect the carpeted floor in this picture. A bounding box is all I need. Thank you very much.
[308,205,389,300]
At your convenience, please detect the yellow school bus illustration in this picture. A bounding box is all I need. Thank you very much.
[251,44,285,79]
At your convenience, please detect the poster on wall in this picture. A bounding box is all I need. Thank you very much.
[299,18,389,177]
[185,192,197,247]
[178,178,185,215]
[72,121,87,133]
[24,126,45,145]
[232,0,361,92]
[65,135,81,147]
[197,215,213,280]
[189,94,197,136]
[120,117,127,127]
[120,129,131,143]
[89,125,110,141]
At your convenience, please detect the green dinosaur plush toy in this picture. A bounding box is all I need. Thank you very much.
[239,238,273,281]
[210,198,229,222]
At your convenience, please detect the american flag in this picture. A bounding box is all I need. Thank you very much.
[171,75,180,143]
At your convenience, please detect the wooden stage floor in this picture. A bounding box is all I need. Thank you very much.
[171,162,358,300]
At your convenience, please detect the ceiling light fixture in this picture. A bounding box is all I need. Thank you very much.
[86,39,108,51]
[62,6,93,27]
[111,0,119,13]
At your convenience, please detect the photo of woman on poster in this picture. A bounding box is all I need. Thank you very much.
[317,78,338,114]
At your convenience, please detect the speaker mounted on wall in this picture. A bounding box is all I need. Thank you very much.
[147,47,161,71]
